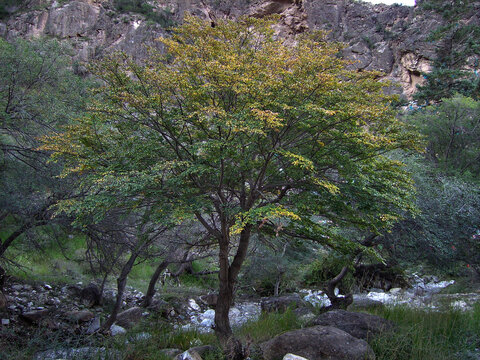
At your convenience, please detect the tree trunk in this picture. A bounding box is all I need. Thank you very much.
[214,226,252,360]
[101,251,138,331]
[0,221,34,257]
[142,259,170,307]
[325,266,353,309]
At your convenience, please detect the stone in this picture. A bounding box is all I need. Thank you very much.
[176,350,203,360]
[260,325,375,360]
[188,298,201,311]
[65,310,95,323]
[261,294,307,313]
[116,306,144,328]
[86,316,101,334]
[308,309,395,341]
[160,348,183,358]
[80,283,101,306]
[20,309,51,324]
[283,354,309,360]
[1,318,9,325]
[110,324,127,336]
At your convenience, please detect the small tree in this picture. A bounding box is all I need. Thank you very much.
[42,16,419,355]
[415,0,480,103]
[0,38,92,259]
[409,95,480,177]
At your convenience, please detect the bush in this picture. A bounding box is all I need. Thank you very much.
[381,154,480,273]
[303,252,355,293]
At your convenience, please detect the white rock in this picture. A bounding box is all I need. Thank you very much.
[86,317,100,334]
[110,324,127,336]
[202,309,215,320]
[283,354,309,360]
[200,318,213,327]
[389,287,402,294]
[1,319,9,325]
[188,299,201,311]
[451,300,468,310]
[177,350,202,360]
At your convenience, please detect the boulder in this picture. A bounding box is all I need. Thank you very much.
[116,306,143,328]
[293,306,316,322]
[260,325,375,360]
[176,350,203,360]
[160,348,183,358]
[86,316,100,334]
[308,309,394,341]
[283,354,309,360]
[20,309,51,324]
[80,284,101,306]
[261,294,307,313]
[110,324,127,336]
[65,310,95,323]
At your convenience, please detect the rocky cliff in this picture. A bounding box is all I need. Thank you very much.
[0,0,449,97]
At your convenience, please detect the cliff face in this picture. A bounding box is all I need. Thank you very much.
[0,0,448,97]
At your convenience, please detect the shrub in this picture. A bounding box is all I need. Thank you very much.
[303,252,355,293]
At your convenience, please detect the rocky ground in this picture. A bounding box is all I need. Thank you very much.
[1,271,479,359]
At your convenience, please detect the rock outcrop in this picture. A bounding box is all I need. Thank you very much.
[0,0,452,97]
[261,293,308,313]
[260,325,376,360]
[308,309,395,341]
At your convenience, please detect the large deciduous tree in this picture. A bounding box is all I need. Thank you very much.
[42,16,419,354]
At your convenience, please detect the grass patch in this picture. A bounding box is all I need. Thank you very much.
[236,309,302,344]
[6,230,89,284]
[109,320,218,360]
[368,304,480,360]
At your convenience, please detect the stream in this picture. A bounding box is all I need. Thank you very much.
[183,274,480,333]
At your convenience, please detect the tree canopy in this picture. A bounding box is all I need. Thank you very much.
[0,37,92,258]
[415,0,480,103]
[42,16,420,348]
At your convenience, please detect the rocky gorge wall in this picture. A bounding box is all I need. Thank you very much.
[0,0,450,97]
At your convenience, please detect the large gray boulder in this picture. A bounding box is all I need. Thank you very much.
[261,294,307,313]
[260,325,375,360]
[116,306,144,328]
[308,309,394,341]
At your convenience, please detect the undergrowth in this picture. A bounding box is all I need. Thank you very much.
[368,304,480,360]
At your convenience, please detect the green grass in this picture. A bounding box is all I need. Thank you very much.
[6,229,89,284]
[235,309,302,343]
[368,304,480,360]
[108,319,218,360]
